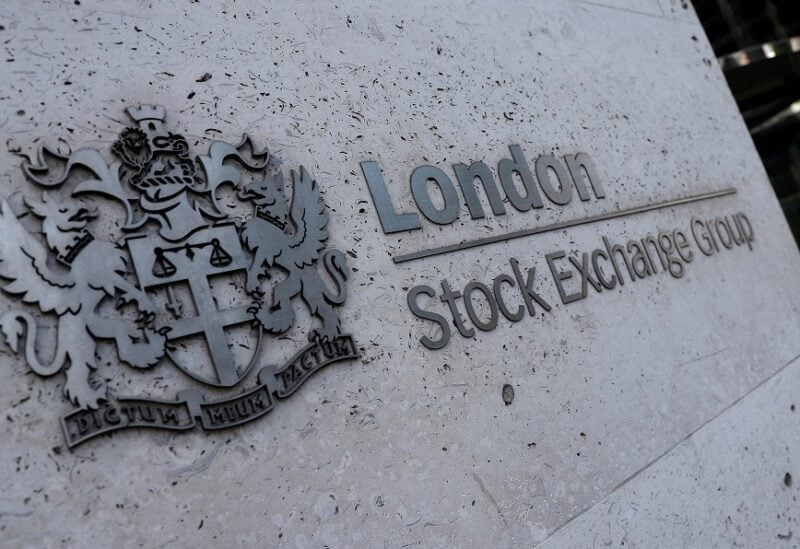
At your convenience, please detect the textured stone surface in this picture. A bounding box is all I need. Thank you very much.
[0,1,799,547]
[540,354,800,549]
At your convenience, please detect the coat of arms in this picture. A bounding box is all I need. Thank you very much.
[0,105,359,449]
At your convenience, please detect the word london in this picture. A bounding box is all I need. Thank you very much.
[357,142,753,350]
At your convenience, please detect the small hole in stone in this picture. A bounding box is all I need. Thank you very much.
[502,383,514,405]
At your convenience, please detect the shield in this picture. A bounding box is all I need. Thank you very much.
[127,223,261,387]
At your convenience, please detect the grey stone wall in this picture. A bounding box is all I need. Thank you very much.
[1,1,798,547]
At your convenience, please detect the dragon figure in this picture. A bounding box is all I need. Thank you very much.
[240,167,348,341]
[0,194,168,409]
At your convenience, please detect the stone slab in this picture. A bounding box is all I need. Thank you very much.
[541,354,800,548]
[0,1,798,547]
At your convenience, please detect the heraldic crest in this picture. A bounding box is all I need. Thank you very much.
[0,105,359,449]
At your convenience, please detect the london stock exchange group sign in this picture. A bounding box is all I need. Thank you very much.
[0,105,359,449]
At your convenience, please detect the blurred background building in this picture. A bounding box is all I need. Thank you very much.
[693,0,800,246]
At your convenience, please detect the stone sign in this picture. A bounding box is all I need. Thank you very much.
[1,1,799,547]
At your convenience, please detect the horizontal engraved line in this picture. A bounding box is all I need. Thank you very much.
[391,188,738,264]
